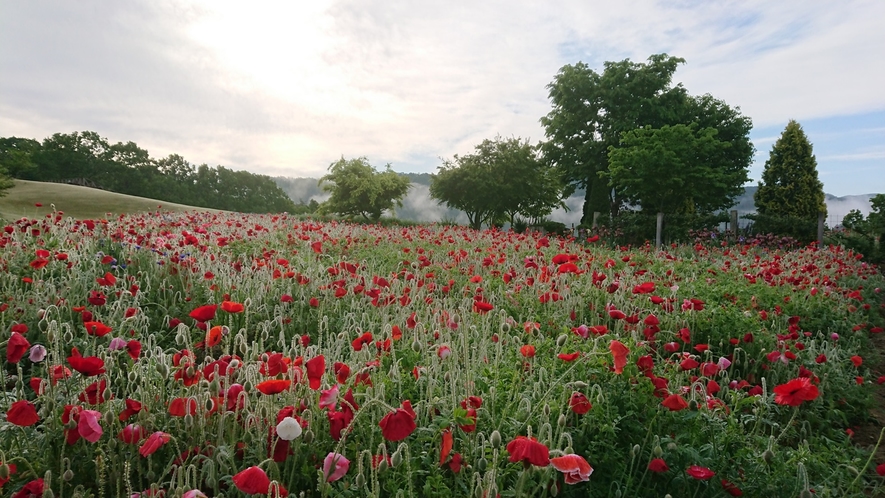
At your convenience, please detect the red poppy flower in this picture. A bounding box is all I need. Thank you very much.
[6,331,30,364]
[520,344,536,358]
[205,325,223,348]
[661,393,689,411]
[351,332,373,351]
[687,465,715,480]
[333,362,351,384]
[257,379,291,395]
[609,340,629,374]
[189,304,217,322]
[306,355,325,390]
[569,392,592,415]
[773,377,820,407]
[551,454,593,484]
[67,348,106,376]
[139,431,171,457]
[648,458,670,473]
[507,436,550,467]
[440,428,453,465]
[459,407,477,433]
[118,424,146,444]
[558,351,580,362]
[221,300,244,313]
[473,300,494,313]
[29,377,46,395]
[379,400,417,441]
[168,397,198,417]
[232,466,287,497]
[721,479,743,496]
[119,398,144,421]
[84,321,112,337]
[11,478,44,498]
[126,340,142,360]
[6,400,39,426]
[78,379,109,404]
[851,355,863,367]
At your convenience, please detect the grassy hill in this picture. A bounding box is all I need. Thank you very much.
[0,180,221,221]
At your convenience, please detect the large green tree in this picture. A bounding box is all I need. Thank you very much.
[541,54,688,223]
[318,157,411,221]
[754,120,826,219]
[0,137,41,180]
[605,94,753,214]
[430,136,567,229]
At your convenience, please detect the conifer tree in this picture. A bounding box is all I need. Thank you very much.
[754,120,826,219]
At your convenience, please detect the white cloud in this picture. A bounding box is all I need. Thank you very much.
[1,0,882,192]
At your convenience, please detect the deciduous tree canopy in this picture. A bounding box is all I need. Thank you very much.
[430,136,566,230]
[318,157,411,221]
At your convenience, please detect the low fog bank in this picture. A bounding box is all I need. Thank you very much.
[274,177,877,228]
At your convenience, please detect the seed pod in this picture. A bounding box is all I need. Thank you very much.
[490,430,502,449]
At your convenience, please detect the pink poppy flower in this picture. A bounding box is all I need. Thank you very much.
[323,452,350,482]
[139,431,171,457]
[77,409,103,443]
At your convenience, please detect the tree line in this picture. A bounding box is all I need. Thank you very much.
[0,131,298,213]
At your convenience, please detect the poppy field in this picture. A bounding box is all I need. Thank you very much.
[2,209,885,497]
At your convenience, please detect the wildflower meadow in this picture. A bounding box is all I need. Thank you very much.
[2,209,885,497]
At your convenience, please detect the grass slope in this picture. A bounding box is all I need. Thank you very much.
[0,180,221,221]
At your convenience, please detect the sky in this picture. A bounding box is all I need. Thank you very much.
[1,1,883,197]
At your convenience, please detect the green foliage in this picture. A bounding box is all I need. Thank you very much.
[542,55,754,224]
[1,131,298,214]
[754,120,826,224]
[541,54,689,222]
[430,136,567,229]
[606,123,749,214]
[318,157,411,221]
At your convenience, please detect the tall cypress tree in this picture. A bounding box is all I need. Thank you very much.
[752,120,826,240]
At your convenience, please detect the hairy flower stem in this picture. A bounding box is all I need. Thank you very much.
[848,426,885,491]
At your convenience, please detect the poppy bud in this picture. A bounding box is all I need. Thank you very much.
[688,399,698,411]
[572,381,588,389]
[477,457,488,471]
[65,419,78,430]
[103,387,113,402]
[550,483,558,497]
[556,334,568,347]
[799,491,813,498]
[500,322,511,333]
[762,449,774,464]
[63,330,74,343]
[184,413,193,427]
[0,464,9,479]
[186,366,195,378]
[543,404,550,416]
[667,442,677,451]
[156,363,169,379]
[128,371,139,384]
[474,485,484,498]
[209,379,220,396]
[242,380,253,393]
[238,341,248,356]
[47,329,57,342]
[846,465,859,476]
[103,410,115,426]
[303,430,314,444]
[204,397,215,412]
[391,450,403,468]
[490,430,502,449]
[411,340,421,353]
[377,459,388,472]
[653,445,662,457]
[355,473,366,488]
[558,414,566,427]
[63,469,74,481]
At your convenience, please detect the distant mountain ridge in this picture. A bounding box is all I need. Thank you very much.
[273,176,876,227]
